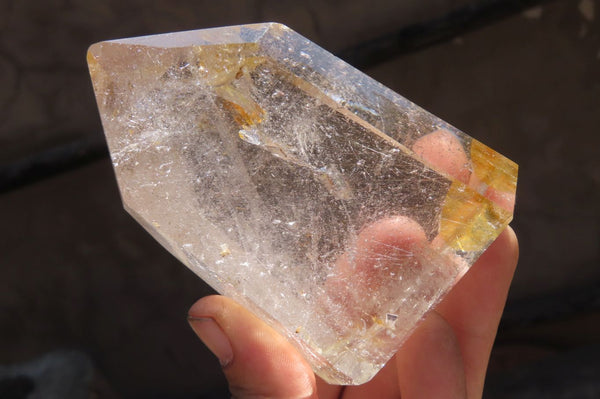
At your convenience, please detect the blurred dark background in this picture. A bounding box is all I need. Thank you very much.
[1,0,599,397]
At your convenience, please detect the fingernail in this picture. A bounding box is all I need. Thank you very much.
[188,316,233,367]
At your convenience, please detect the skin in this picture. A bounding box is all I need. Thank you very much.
[188,130,519,399]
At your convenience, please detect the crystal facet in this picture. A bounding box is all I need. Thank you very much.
[87,23,517,385]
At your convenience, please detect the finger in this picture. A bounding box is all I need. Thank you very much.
[413,129,518,398]
[412,129,471,184]
[188,295,318,399]
[334,216,427,287]
[482,185,516,213]
[413,129,516,213]
[322,216,428,333]
[395,311,466,399]
[435,227,519,398]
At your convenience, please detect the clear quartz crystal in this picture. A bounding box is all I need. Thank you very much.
[87,23,517,385]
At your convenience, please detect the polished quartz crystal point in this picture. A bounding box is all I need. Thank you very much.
[87,23,517,385]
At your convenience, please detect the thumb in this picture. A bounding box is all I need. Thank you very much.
[188,295,318,399]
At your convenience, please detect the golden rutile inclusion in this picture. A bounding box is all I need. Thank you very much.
[87,23,517,385]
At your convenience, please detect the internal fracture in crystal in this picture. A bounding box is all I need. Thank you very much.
[87,23,517,385]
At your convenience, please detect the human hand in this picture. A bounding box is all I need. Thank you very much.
[188,130,519,399]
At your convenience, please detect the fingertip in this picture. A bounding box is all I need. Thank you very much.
[188,295,226,319]
[357,215,427,249]
[503,226,519,259]
[323,216,430,333]
[349,216,428,287]
[484,185,517,214]
[478,226,519,276]
[412,129,471,184]
[188,316,233,367]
